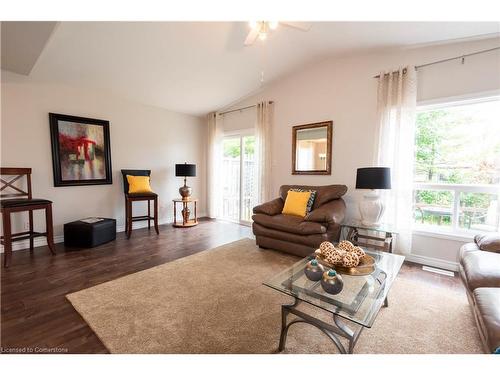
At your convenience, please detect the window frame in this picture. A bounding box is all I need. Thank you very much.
[413,92,500,238]
[220,128,256,226]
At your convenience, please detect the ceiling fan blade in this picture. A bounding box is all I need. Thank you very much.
[244,28,259,46]
[281,22,311,31]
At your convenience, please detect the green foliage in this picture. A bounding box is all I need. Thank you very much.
[223,138,240,158]
[461,193,490,208]
[415,190,452,206]
[414,102,499,220]
[415,110,448,182]
[223,136,255,158]
[244,136,255,156]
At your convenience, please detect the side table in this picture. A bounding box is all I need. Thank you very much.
[172,198,198,228]
[340,220,398,253]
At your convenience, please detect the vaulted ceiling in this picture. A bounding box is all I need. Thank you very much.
[2,22,499,116]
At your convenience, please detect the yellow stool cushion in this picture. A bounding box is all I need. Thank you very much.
[127,175,153,194]
[282,190,312,218]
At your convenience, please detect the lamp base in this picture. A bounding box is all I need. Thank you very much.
[359,190,384,227]
[179,185,192,199]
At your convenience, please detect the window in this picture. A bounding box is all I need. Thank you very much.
[413,96,500,235]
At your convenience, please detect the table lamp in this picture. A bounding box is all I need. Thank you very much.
[355,167,391,226]
[175,162,196,199]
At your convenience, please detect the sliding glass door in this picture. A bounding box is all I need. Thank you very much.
[221,132,257,224]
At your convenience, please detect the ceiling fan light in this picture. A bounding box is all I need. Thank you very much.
[258,32,267,40]
[268,21,279,30]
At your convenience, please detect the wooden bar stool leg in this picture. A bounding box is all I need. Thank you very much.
[124,197,128,235]
[45,204,55,255]
[2,210,12,268]
[148,199,151,230]
[28,209,34,252]
[154,197,159,235]
[127,199,133,239]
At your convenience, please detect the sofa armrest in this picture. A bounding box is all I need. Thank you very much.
[459,242,480,263]
[474,233,500,253]
[304,199,345,224]
[253,198,284,216]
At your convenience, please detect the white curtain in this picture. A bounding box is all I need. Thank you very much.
[255,101,273,203]
[207,112,222,218]
[374,66,417,255]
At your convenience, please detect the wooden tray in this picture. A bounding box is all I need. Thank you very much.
[316,254,376,276]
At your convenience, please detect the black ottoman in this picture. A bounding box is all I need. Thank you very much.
[64,218,116,248]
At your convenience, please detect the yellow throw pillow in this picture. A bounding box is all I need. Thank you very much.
[127,175,153,194]
[282,190,312,218]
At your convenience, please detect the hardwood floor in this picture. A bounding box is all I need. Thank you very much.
[1,219,464,353]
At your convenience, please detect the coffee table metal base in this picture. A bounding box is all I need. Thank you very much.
[278,299,366,354]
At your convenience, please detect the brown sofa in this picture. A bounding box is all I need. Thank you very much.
[459,233,500,353]
[252,184,347,257]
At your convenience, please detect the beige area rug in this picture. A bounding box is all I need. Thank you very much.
[67,238,482,354]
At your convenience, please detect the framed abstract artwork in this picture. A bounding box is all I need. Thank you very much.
[49,113,113,186]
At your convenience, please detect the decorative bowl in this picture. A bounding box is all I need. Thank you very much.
[315,253,376,276]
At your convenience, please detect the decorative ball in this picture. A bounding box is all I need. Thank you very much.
[352,246,366,259]
[319,241,335,253]
[324,248,337,259]
[325,251,343,265]
[334,248,347,257]
[338,240,355,252]
[342,252,360,268]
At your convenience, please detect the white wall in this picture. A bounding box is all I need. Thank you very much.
[220,106,256,133]
[1,71,207,250]
[221,37,500,269]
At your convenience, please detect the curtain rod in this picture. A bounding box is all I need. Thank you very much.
[373,46,500,78]
[219,101,274,116]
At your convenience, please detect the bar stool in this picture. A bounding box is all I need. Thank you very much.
[1,168,55,267]
[121,169,159,238]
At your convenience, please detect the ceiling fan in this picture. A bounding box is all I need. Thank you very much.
[244,21,311,46]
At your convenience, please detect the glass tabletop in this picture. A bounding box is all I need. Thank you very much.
[341,220,399,234]
[263,249,404,328]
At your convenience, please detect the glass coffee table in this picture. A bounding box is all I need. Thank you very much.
[264,249,404,354]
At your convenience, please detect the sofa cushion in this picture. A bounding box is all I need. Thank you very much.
[282,190,312,218]
[280,185,347,210]
[252,222,327,248]
[252,214,326,235]
[473,288,500,353]
[462,250,500,290]
[474,233,500,253]
[289,188,317,213]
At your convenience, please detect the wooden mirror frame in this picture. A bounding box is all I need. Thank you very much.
[292,120,332,175]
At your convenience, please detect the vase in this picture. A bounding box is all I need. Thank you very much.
[321,269,344,294]
[304,258,324,281]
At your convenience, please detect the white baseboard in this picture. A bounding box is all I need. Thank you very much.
[404,253,459,272]
[1,213,206,253]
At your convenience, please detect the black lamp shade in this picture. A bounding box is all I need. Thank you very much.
[175,163,196,177]
[355,167,391,189]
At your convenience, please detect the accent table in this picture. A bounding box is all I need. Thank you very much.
[172,198,198,228]
[340,220,399,253]
[264,249,404,353]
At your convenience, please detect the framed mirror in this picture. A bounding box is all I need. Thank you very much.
[292,121,332,175]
